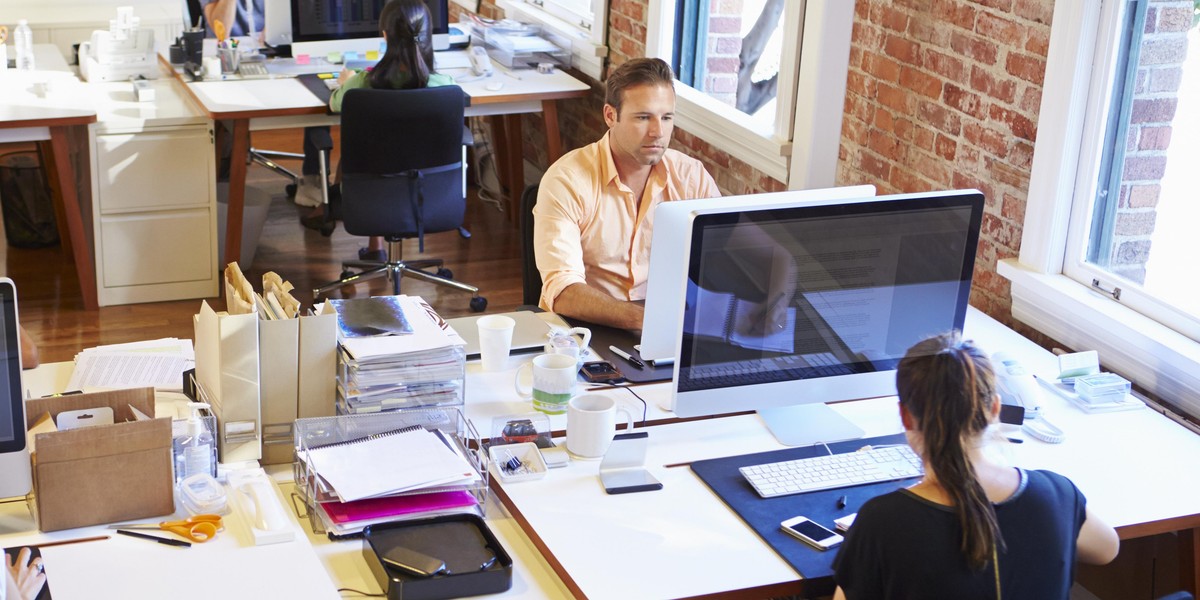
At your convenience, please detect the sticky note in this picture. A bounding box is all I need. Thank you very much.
[366,50,379,61]
[317,72,333,79]
[343,51,359,62]
[327,52,343,64]
[295,53,310,65]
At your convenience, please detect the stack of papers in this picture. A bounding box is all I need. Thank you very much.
[67,338,195,392]
[1039,378,1145,414]
[300,426,482,535]
[335,295,467,414]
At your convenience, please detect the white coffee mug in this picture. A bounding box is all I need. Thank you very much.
[566,393,635,460]
[514,353,579,414]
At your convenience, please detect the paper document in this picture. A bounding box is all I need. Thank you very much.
[302,427,480,502]
[67,337,195,392]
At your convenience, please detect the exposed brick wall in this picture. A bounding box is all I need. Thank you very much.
[464,0,784,197]
[706,0,744,107]
[1109,0,1191,283]
[837,0,1053,330]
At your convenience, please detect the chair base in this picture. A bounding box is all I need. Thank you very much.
[313,240,486,311]
[249,148,303,186]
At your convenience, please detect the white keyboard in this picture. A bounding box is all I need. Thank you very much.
[740,445,923,498]
[323,78,340,90]
[237,61,269,78]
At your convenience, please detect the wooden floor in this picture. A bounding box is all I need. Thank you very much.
[2,129,526,364]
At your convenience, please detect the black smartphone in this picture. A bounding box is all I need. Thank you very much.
[581,360,624,383]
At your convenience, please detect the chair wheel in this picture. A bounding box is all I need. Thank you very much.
[340,269,355,280]
[436,268,453,279]
[286,183,297,198]
[470,296,487,312]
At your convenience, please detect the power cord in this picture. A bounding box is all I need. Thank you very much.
[338,587,385,597]
[586,382,648,426]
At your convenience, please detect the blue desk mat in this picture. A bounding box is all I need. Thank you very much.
[689,433,914,585]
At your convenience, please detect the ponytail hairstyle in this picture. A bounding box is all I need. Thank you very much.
[896,332,1001,570]
[369,0,434,91]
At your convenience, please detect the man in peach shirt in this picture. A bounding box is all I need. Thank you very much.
[533,58,720,331]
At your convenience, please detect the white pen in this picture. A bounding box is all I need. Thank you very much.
[608,345,645,369]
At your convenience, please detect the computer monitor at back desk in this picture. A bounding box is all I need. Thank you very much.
[266,0,450,59]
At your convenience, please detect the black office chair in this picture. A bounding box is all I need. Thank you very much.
[519,184,542,307]
[313,86,486,311]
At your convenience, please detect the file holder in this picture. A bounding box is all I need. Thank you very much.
[363,513,513,600]
[292,407,488,536]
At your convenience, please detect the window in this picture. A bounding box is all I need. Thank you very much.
[495,0,607,79]
[1000,0,1200,421]
[647,0,854,187]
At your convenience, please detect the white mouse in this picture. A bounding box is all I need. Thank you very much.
[486,80,504,91]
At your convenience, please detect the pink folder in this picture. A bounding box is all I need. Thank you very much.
[320,490,477,524]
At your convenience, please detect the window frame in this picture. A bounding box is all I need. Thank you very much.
[645,0,854,187]
[999,0,1200,419]
[495,0,608,80]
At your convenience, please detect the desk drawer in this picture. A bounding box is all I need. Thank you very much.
[99,209,214,288]
[96,129,212,213]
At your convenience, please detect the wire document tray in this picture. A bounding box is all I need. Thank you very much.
[293,408,488,536]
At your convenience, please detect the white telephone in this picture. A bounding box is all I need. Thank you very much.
[992,352,1042,417]
[468,45,494,77]
[228,468,294,545]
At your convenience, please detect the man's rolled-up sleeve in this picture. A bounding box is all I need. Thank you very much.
[533,171,589,312]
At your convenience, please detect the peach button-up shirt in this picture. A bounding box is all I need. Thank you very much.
[533,132,720,312]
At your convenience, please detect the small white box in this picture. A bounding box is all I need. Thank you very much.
[133,79,154,102]
[489,442,547,483]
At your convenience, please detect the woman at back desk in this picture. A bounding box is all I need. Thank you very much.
[831,332,1119,600]
[302,0,454,250]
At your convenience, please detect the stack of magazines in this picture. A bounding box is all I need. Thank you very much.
[332,295,467,415]
[294,409,488,536]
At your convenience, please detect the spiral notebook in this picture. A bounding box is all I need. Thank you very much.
[303,426,480,502]
[689,287,796,353]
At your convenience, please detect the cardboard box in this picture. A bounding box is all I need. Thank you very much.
[24,387,174,532]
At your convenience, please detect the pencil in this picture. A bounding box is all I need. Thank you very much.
[663,462,692,469]
[35,535,110,548]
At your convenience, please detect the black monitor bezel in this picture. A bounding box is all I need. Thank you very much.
[0,279,25,453]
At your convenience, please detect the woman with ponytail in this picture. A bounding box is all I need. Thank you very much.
[831,332,1118,599]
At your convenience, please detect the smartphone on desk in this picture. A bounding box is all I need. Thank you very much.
[581,360,624,384]
[780,515,843,551]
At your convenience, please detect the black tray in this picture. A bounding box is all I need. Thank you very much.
[363,514,513,600]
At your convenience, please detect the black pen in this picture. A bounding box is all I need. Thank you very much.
[116,529,191,548]
[608,345,645,369]
[837,495,848,509]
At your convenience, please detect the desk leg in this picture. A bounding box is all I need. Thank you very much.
[502,113,524,224]
[43,126,97,310]
[541,99,563,163]
[225,119,250,271]
[1183,526,1200,596]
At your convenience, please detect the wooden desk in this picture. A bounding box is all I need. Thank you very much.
[0,55,98,309]
[173,56,589,270]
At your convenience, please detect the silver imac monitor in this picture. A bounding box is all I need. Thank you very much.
[668,189,985,446]
[639,185,877,364]
[286,0,450,58]
[0,278,31,498]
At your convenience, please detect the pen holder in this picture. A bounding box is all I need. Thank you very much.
[218,47,241,74]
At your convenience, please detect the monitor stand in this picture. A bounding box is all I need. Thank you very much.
[758,404,865,447]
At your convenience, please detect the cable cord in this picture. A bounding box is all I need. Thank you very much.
[587,382,648,426]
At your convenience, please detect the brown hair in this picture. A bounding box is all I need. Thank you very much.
[369,0,434,90]
[896,332,1001,570]
[605,58,675,115]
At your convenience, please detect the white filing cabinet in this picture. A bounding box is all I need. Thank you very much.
[88,71,218,306]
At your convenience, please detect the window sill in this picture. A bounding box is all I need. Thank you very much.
[495,0,607,81]
[673,84,791,183]
[998,258,1200,420]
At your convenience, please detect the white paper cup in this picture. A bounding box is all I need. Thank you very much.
[477,315,516,372]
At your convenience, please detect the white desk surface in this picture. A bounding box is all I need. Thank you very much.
[15,306,1200,599]
[0,47,95,131]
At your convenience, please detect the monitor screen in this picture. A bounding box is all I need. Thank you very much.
[287,0,449,53]
[0,277,30,498]
[669,190,984,444]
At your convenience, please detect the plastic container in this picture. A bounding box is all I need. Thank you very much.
[174,403,217,483]
[1074,372,1131,403]
[178,473,229,515]
[488,443,547,484]
[14,20,35,71]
